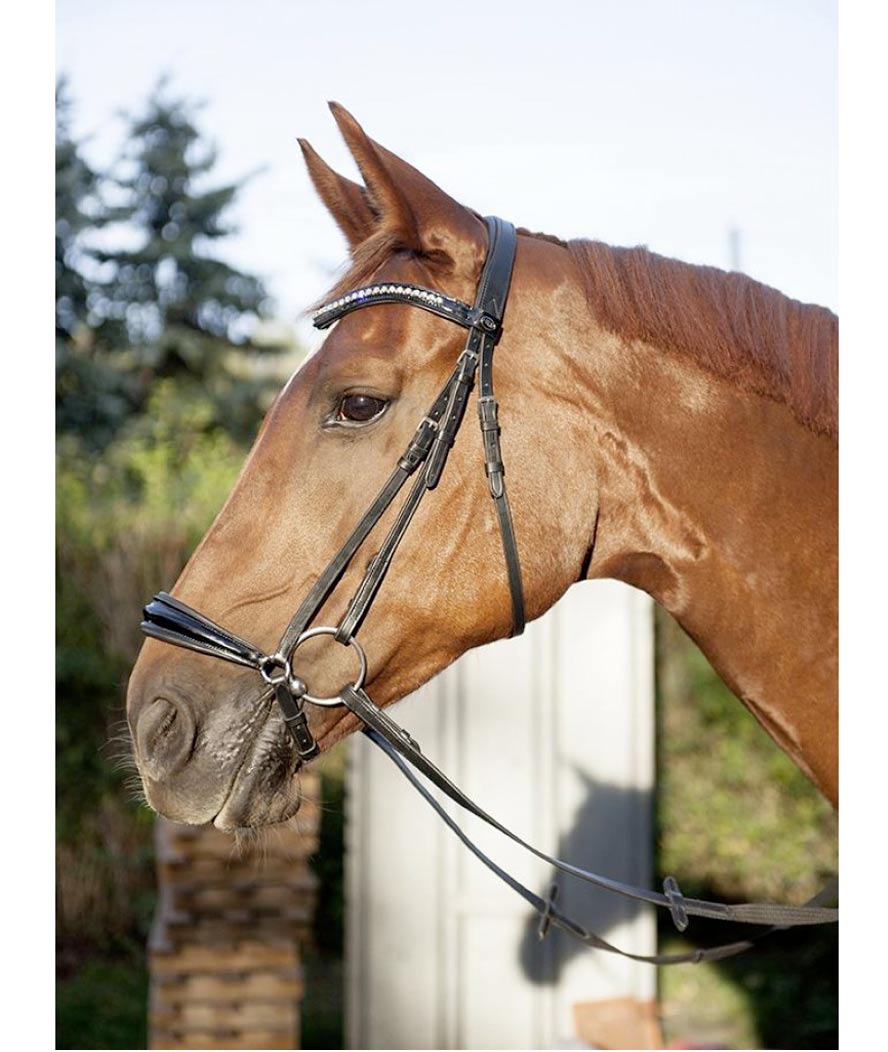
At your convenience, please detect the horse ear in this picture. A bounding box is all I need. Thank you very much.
[327,101,486,275]
[298,138,377,251]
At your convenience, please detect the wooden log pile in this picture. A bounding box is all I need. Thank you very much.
[148,771,321,1050]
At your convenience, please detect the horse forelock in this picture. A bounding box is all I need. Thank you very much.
[309,227,406,314]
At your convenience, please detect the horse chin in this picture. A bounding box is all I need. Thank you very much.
[210,757,305,831]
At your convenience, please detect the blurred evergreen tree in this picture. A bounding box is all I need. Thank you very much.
[56,78,135,446]
[56,78,98,343]
[56,79,291,450]
[91,79,287,442]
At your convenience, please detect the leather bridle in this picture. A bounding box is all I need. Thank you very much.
[141,216,837,965]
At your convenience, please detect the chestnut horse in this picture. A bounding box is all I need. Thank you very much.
[127,104,837,832]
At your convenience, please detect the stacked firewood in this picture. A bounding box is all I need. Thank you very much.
[148,772,321,1050]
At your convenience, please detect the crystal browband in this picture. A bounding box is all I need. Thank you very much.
[312,281,499,333]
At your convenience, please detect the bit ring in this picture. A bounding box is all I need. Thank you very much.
[287,627,367,707]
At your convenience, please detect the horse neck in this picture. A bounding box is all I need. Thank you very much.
[561,309,838,804]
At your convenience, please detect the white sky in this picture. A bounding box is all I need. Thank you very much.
[56,0,836,350]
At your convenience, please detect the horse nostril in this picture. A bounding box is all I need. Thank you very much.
[135,696,197,780]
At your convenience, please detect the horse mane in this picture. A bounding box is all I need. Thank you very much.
[318,223,838,440]
[548,232,837,440]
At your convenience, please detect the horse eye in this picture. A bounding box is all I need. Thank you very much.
[336,393,388,424]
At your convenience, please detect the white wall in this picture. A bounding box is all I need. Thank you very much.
[346,580,655,1051]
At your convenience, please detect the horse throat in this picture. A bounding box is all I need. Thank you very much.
[576,325,838,805]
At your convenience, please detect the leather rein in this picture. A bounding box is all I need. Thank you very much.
[141,216,837,965]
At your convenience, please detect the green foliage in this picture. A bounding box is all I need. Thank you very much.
[56,78,137,446]
[55,80,95,336]
[56,78,101,342]
[93,80,288,440]
[58,381,247,550]
[57,954,149,1051]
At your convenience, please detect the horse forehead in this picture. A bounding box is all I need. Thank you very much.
[326,306,418,360]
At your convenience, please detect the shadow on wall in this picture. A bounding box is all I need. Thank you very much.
[517,770,652,984]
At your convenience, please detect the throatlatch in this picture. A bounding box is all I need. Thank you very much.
[142,216,837,967]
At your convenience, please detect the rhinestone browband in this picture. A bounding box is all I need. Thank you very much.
[312,281,484,332]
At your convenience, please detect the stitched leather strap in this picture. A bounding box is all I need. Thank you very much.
[334,464,432,644]
[476,218,524,634]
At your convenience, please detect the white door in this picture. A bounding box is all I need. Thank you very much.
[346,580,655,1050]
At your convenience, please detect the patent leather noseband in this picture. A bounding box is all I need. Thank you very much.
[141,216,837,965]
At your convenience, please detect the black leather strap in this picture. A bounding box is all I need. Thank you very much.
[475,218,524,633]
[425,343,481,490]
[334,464,432,644]
[474,216,516,328]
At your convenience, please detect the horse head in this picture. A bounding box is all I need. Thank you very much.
[126,104,595,828]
